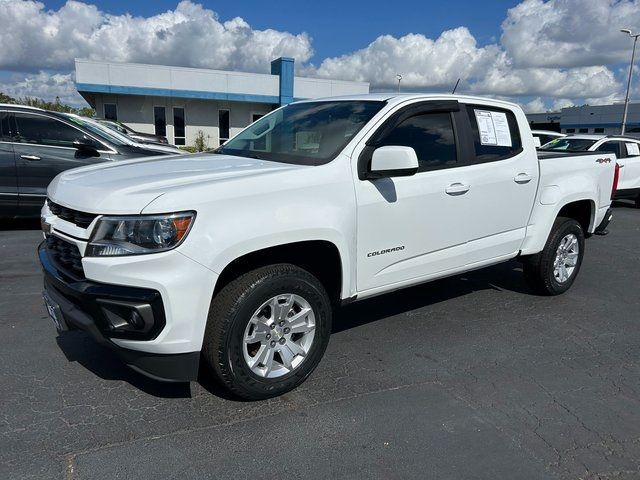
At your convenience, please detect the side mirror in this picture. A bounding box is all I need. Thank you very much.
[73,140,100,157]
[367,146,419,179]
[533,137,542,148]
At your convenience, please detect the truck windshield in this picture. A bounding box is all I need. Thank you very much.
[540,138,597,151]
[216,101,385,165]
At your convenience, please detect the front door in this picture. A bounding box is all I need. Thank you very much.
[13,112,104,214]
[354,107,472,292]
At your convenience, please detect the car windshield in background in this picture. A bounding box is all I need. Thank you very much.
[64,115,133,147]
[216,100,385,165]
[540,138,597,151]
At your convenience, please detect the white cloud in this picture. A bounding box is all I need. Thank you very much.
[311,28,500,90]
[523,97,546,113]
[501,0,640,68]
[0,0,313,73]
[469,64,619,98]
[0,0,638,108]
[0,72,83,105]
[551,98,576,111]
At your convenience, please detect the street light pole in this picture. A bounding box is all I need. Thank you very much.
[396,74,402,93]
[620,29,639,136]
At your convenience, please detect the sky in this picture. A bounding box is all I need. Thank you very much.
[0,0,639,113]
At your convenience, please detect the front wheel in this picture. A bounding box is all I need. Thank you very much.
[522,217,585,296]
[202,264,332,400]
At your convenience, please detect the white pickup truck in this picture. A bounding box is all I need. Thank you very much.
[39,94,617,399]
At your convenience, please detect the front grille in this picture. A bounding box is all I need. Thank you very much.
[47,199,97,229]
[45,235,85,280]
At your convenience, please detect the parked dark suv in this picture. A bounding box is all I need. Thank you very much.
[0,104,180,218]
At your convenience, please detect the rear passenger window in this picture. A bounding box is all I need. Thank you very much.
[595,141,622,158]
[378,112,457,171]
[465,105,522,162]
[14,113,101,149]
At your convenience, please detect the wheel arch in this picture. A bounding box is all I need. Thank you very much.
[557,198,596,234]
[213,239,346,305]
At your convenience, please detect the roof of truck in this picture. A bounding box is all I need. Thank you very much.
[294,93,521,110]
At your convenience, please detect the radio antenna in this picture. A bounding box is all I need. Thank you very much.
[452,78,460,94]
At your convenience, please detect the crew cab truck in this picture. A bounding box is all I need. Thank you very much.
[39,94,616,399]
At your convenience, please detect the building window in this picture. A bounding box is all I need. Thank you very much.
[173,107,185,145]
[565,128,575,133]
[219,109,230,146]
[154,106,167,138]
[252,113,264,123]
[104,103,117,121]
[594,128,604,133]
[578,128,588,133]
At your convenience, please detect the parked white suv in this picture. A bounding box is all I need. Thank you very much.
[40,94,617,399]
[531,130,565,148]
[540,134,640,206]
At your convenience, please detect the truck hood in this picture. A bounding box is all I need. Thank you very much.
[47,154,306,214]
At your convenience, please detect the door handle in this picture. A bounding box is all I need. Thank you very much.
[445,183,470,195]
[20,155,41,161]
[514,173,532,184]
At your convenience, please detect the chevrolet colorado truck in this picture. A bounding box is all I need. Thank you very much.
[39,94,617,399]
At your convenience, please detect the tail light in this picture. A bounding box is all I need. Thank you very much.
[611,163,620,200]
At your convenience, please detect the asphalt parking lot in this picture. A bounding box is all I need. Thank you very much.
[1,203,639,480]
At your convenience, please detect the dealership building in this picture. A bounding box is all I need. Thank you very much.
[74,58,369,147]
[526,102,640,135]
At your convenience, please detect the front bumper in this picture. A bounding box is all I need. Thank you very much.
[39,242,199,382]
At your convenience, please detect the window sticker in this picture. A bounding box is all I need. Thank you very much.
[625,142,640,156]
[474,110,512,147]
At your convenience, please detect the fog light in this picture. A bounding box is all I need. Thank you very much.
[97,299,154,335]
[129,310,145,329]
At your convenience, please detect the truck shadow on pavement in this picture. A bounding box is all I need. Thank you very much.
[333,259,531,334]
[55,333,194,399]
[54,259,531,399]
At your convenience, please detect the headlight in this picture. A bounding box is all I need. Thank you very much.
[86,212,195,257]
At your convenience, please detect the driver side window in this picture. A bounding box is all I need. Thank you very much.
[377,112,457,172]
[14,113,101,149]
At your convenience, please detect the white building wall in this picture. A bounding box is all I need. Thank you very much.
[94,94,272,147]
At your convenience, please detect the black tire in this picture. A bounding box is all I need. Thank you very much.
[202,264,332,400]
[522,217,585,296]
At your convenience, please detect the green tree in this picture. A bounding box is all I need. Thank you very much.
[0,91,94,117]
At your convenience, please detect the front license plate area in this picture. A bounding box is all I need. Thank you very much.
[43,291,66,332]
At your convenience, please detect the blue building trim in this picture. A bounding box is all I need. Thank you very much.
[270,57,294,105]
[75,83,280,104]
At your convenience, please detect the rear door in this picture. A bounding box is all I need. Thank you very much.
[459,103,539,264]
[0,111,17,215]
[13,112,106,214]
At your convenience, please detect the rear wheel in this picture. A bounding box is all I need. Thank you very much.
[202,264,332,400]
[522,217,585,296]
